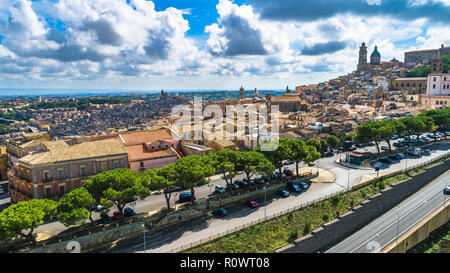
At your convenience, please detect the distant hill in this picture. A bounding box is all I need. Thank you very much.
[406,55,450,77]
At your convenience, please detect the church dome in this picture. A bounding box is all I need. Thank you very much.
[371,46,380,58]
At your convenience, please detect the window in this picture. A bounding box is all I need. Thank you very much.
[44,171,51,182]
[80,166,87,177]
[101,162,108,172]
[433,84,436,89]
[57,169,64,180]
[140,162,144,168]
[114,161,119,169]
[59,185,65,195]
[45,187,52,197]
[434,77,436,82]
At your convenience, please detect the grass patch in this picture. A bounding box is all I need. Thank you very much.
[183,158,448,253]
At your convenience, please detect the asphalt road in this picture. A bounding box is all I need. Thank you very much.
[326,171,450,253]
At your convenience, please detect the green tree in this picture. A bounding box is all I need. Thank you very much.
[238,151,274,181]
[256,138,292,174]
[175,155,215,204]
[303,145,321,170]
[0,199,57,243]
[306,138,321,152]
[401,117,426,143]
[83,168,151,216]
[152,164,178,212]
[208,149,240,187]
[287,139,308,175]
[326,135,339,149]
[57,188,95,227]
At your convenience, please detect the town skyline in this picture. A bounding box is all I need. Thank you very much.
[0,0,449,90]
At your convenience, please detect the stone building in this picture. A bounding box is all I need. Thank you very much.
[119,128,182,172]
[404,44,450,68]
[8,138,128,203]
[391,77,427,94]
[6,132,50,166]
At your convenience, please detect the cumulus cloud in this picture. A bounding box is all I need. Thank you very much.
[300,41,348,56]
[205,0,288,56]
[252,0,450,23]
[0,0,200,80]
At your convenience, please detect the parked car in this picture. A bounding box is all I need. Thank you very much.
[167,185,183,193]
[246,199,259,208]
[421,149,431,155]
[391,135,399,140]
[298,182,309,190]
[388,154,399,160]
[277,190,290,198]
[287,182,302,193]
[0,188,3,194]
[284,159,294,165]
[406,147,421,156]
[215,185,226,194]
[179,192,196,202]
[261,176,271,182]
[323,151,334,157]
[379,157,392,164]
[124,207,136,217]
[381,146,389,151]
[234,180,248,188]
[444,186,450,195]
[227,183,239,191]
[253,177,265,184]
[112,211,123,220]
[100,213,112,224]
[396,153,405,159]
[374,162,383,169]
[445,132,450,137]
[283,169,294,176]
[212,208,227,217]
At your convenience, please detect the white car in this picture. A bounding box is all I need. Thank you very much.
[215,185,226,194]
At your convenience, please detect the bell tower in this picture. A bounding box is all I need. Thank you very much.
[357,42,368,72]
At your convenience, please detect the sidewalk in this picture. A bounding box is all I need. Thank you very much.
[297,167,335,183]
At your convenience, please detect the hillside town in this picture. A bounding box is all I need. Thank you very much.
[1,43,449,202]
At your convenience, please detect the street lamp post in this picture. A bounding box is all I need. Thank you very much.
[347,167,350,190]
[141,224,146,253]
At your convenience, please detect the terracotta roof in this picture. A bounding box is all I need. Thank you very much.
[125,144,178,161]
[20,138,127,166]
[120,128,176,145]
[271,96,302,102]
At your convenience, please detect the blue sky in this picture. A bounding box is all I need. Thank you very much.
[0,0,449,90]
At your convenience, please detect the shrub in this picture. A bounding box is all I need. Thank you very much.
[289,229,299,242]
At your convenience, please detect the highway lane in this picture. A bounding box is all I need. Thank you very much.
[326,171,450,253]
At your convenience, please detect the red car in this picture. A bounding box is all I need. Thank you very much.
[246,199,259,208]
[112,211,123,220]
[283,169,294,176]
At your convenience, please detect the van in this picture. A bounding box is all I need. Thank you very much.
[179,192,196,202]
